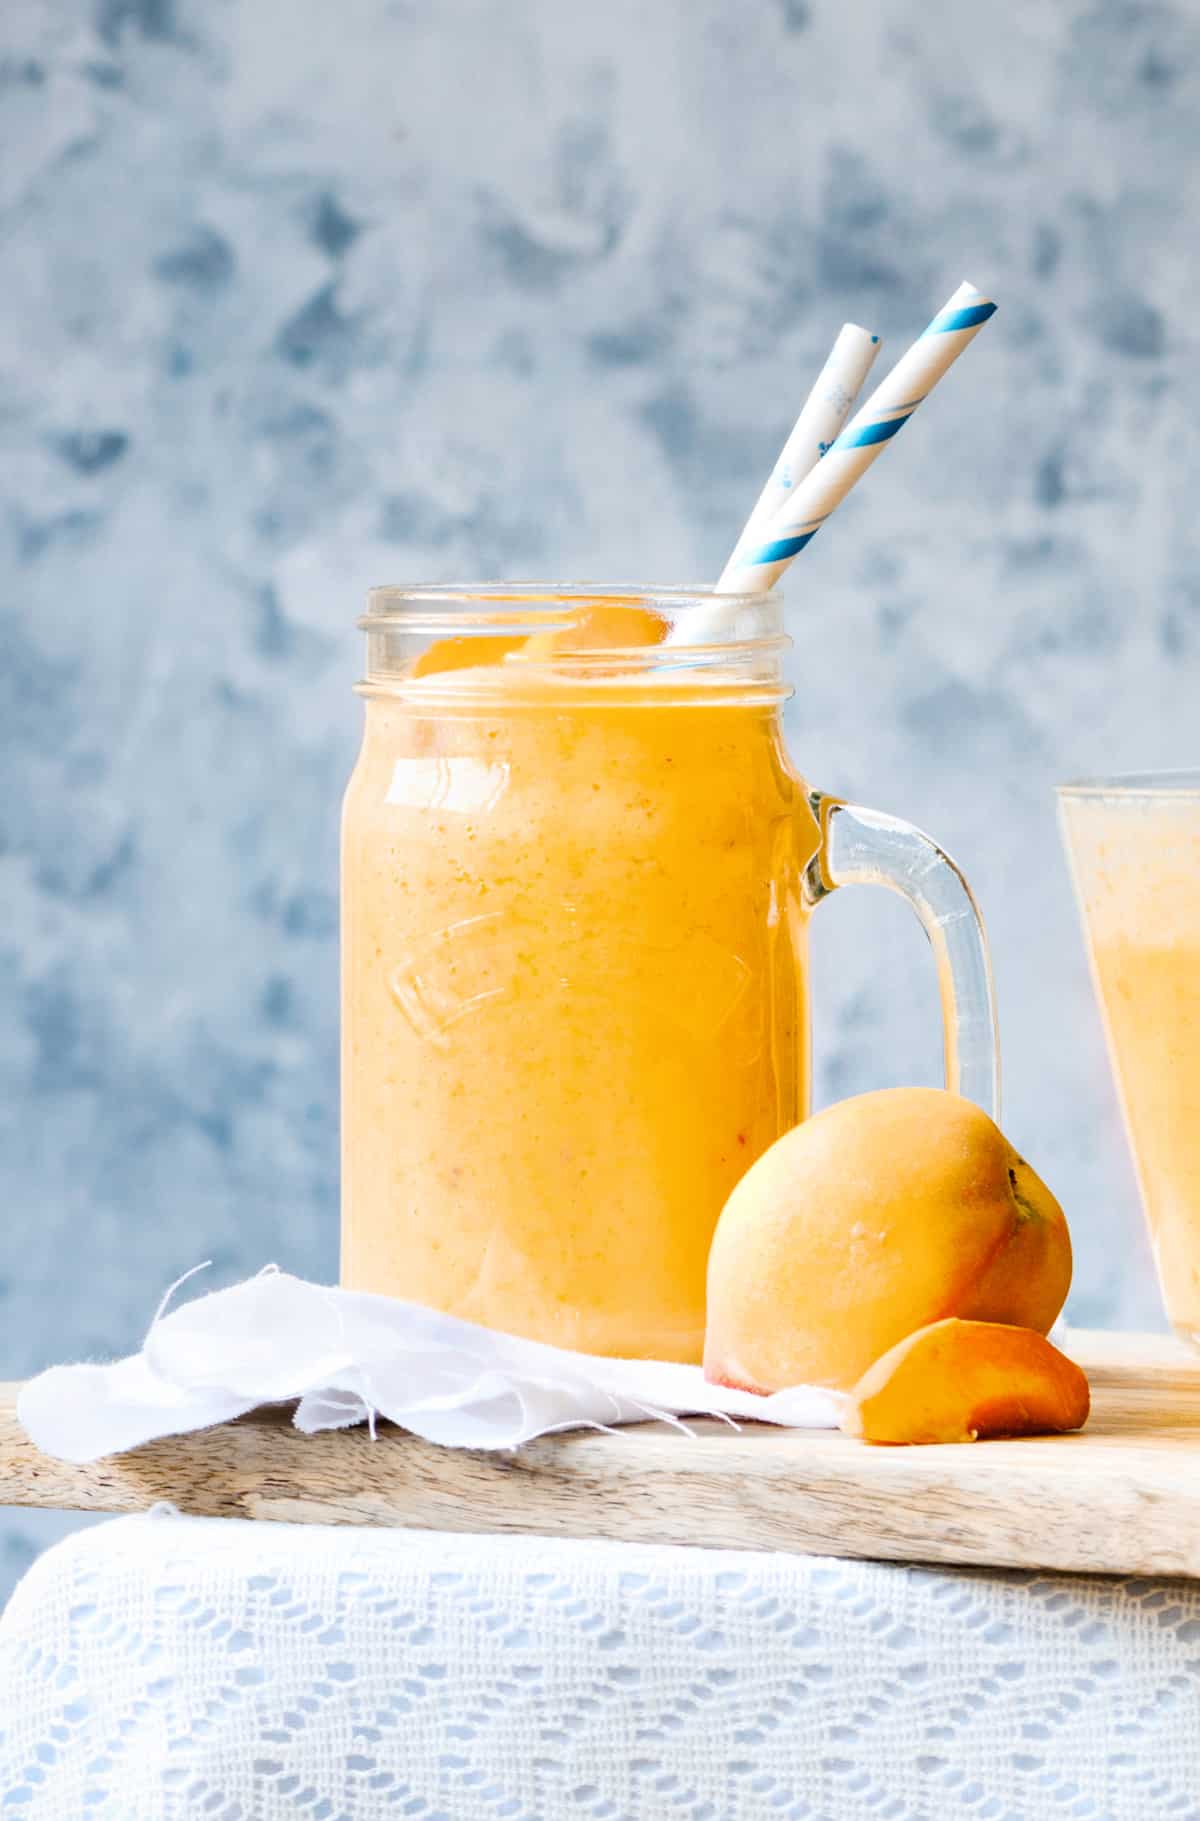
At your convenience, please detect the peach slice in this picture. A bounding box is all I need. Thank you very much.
[842,1318,1090,1445]
[410,636,527,677]
[520,602,668,663]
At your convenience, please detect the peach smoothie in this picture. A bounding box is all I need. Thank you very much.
[1060,783,1200,1344]
[341,648,818,1361]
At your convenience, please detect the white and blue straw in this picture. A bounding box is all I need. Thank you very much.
[716,280,997,597]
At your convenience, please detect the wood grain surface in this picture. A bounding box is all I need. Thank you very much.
[3,1330,1199,1578]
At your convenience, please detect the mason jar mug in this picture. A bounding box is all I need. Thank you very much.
[341,585,998,1361]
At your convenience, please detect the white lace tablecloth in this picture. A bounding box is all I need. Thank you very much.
[2,1512,1199,1819]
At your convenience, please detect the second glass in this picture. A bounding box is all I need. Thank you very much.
[341,586,998,1361]
[1060,773,1200,1348]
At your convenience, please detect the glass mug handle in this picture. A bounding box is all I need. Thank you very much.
[804,792,1000,1119]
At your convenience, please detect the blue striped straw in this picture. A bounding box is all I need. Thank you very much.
[718,280,997,595]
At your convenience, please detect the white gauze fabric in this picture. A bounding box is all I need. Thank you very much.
[18,1268,841,1462]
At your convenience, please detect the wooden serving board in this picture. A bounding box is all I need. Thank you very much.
[3,1331,1199,1581]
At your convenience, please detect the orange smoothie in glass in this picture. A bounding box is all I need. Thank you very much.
[342,599,816,1360]
[342,668,814,1358]
[1060,777,1200,1345]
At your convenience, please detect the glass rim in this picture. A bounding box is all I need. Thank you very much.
[356,580,791,699]
[1058,768,1200,801]
[366,580,777,611]
[362,580,780,633]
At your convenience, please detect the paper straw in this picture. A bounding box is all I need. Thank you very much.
[719,279,997,596]
[716,322,881,590]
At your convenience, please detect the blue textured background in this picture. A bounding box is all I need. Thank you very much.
[2,0,1196,1597]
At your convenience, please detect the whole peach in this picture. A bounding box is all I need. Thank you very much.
[704,1087,1072,1393]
